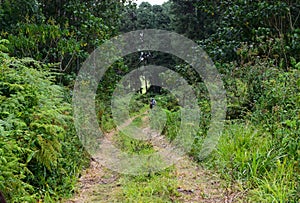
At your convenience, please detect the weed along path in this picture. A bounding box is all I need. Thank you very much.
[65,113,243,203]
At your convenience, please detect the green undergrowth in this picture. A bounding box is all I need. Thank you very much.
[112,116,179,202]
[108,105,180,202]
[203,63,300,202]
[116,168,179,203]
[97,62,300,202]
[206,122,298,202]
[0,41,89,202]
[114,130,155,155]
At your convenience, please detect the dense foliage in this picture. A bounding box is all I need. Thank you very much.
[169,1,300,201]
[116,1,300,201]
[0,0,124,76]
[0,0,299,202]
[0,0,127,201]
[0,40,88,202]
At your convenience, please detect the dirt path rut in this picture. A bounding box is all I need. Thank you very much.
[65,114,243,203]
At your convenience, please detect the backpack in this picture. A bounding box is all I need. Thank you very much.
[152,99,156,105]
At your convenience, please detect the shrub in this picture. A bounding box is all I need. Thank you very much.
[0,41,88,202]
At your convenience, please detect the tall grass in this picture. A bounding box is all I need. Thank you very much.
[205,122,298,201]
[203,63,300,202]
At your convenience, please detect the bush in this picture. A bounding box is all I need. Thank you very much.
[0,41,88,202]
[205,59,299,202]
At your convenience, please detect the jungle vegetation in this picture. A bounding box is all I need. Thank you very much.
[0,0,299,202]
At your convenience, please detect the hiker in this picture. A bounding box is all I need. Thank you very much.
[139,51,151,65]
[150,98,156,109]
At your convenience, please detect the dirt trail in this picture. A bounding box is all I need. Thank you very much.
[64,113,243,203]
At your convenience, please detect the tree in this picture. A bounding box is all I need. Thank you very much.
[169,0,300,65]
[0,0,127,75]
[120,1,171,32]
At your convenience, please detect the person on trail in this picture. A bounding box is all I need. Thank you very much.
[139,51,152,65]
[150,98,156,109]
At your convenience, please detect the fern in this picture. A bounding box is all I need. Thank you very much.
[0,39,88,202]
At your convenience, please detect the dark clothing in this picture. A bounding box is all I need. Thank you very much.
[150,99,156,109]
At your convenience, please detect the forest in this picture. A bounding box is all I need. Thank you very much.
[0,0,299,202]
